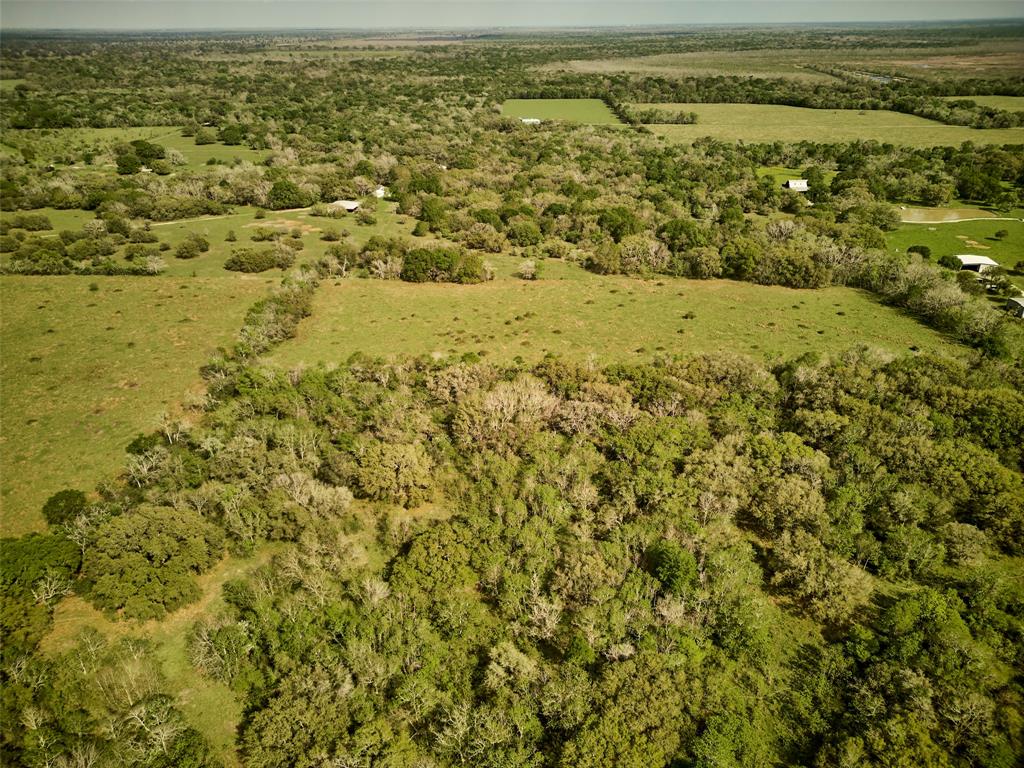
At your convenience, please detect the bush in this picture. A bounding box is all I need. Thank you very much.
[907,245,932,259]
[224,247,292,273]
[517,259,541,280]
[175,232,210,260]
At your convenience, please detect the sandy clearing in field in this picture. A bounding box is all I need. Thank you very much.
[898,207,1023,224]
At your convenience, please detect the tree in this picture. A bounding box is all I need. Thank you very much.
[116,153,141,175]
[597,206,641,243]
[83,506,224,619]
[41,489,88,526]
[267,180,307,210]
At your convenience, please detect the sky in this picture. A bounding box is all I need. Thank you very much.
[1,1,1022,31]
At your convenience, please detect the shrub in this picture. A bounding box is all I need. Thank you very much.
[267,180,308,210]
[907,245,932,259]
[174,232,210,260]
[517,259,541,280]
[938,253,961,270]
[224,247,292,273]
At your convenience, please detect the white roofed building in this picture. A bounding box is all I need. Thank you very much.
[331,200,361,213]
[783,179,809,192]
[956,254,999,272]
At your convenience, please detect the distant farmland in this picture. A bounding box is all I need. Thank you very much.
[638,103,1024,146]
[501,98,623,124]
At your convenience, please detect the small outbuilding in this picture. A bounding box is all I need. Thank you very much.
[374,185,388,199]
[783,179,809,192]
[520,117,541,125]
[956,254,999,272]
[1006,296,1024,318]
[331,199,361,213]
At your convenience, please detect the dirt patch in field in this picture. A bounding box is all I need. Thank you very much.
[243,218,321,234]
[886,53,1024,74]
[901,207,996,223]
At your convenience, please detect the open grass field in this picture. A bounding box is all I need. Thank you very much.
[942,95,1024,111]
[639,103,1024,146]
[0,275,273,536]
[268,260,961,370]
[886,217,1024,289]
[501,98,623,124]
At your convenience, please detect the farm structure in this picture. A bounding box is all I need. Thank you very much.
[957,254,999,272]
[784,179,809,192]
[331,199,361,213]
[1007,297,1024,317]
[520,117,542,125]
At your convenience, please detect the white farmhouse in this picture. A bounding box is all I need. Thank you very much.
[783,179,809,192]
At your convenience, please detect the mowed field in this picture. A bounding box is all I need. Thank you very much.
[0,275,272,536]
[269,261,960,369]
[638,103,1024,146]
[501,99,623,124]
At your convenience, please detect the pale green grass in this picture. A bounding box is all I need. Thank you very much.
[941,95,1024,111]
[268,264,960,369]
[0,275,273,536]
[640,103,1024,146]
[501,99,623,125]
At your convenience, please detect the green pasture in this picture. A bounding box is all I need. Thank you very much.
[0,275,272,536]
[153,200,422,277]
[501,98,623,125]
[639,103,1024,146]
[268,261,960,369]
[886,217,1024,289]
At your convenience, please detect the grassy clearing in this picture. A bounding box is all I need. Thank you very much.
[0,275,272,536]
[886,217,1024,289]
[42,545,281,768]
[757,165,838,186]
[1,201,422,277]
[268,260,960,369]
[639,103,1024,146]
[2,126,267,170]
[154,200,423,277]
[941,95,1024,111]
[501,98,623,124]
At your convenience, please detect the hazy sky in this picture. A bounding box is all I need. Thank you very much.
[2,1,1022,30]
